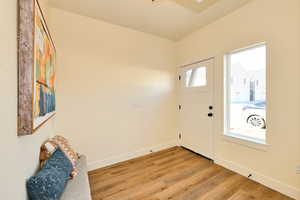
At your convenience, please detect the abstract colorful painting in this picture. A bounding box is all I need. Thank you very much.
[18,0,56,135]
[33,4,56,129]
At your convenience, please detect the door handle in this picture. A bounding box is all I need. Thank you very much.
[208,113,213,117]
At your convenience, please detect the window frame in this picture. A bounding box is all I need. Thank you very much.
[224,43,269,148]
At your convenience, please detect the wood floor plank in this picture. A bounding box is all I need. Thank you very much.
[94,157,203,198]
[153,166,232,200]
[88,147,294,200]
[195,173,247,200]
[90,149,195,190]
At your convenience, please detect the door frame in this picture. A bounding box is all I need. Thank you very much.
[178,57,216,161]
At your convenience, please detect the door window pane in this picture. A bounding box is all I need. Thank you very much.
[185,67,207,88]
[225,44,267,143]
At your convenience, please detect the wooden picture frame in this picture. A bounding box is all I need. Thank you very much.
[18,0,56,136]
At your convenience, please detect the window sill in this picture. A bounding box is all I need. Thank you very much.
[223,133,269,152]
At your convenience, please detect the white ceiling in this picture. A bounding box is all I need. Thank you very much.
[49,0,251,41]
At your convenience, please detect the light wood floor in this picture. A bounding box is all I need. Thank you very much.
[88,147,293,200]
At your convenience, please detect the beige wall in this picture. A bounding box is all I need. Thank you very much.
[49,8,178,169]
[0,0,55,199]
[176,0,300,192]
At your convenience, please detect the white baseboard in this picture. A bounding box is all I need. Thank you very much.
[88,140,178,171]
[215,158,300,200]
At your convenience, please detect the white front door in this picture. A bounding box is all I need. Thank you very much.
[179,58,214,159]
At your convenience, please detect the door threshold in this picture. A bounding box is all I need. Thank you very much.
[181,146,214,162]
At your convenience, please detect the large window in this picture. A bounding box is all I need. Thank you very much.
[225,44,267,144]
